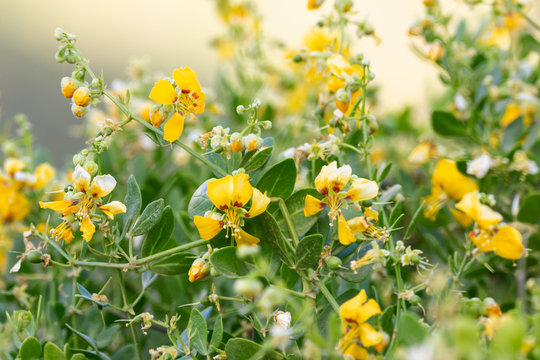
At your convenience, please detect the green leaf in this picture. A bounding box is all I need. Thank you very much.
[280,263,299,288]
[189,308,208,355]
[75,283,108,307]
[377,162,392,182]
[188,180,213,218]
[225,338,283,360]
[295,234,323,270]
[210,247,249,278]
[96,325,120,348]
[43,342,65,360]
[64,325,111,360]
[380,305,396,335]
[502,116,524,152]
[256,158,297,212]
[141,206,174,257]
[244,147,273,172]
[209,314,223,351]
[122,175,141,235]
[19,337,42,359]
[70,355,87,360]
[396,313,428,346]
[518,193,540,224]
[431,110,466,136]
[206,153,228,177]
[275,189,321,237]
[379,184,402,204]
[148,252,194,276]
[132,199,164,236]
[337,265,372,283]
[258,212,294,266]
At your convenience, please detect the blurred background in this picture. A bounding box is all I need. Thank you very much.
[0,0,538,165]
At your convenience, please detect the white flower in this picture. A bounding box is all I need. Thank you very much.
[274,311,291,328]
[454,93,467,111]
[467,154,492,178]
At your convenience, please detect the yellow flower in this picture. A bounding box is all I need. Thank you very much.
[0,184,30,222]
[307,0,323,10]
[408,142,436,165]
[4,158,26,178]
[193,173,270,246]
[424,41,444,61]
[33,163,56,190]
[455,192,524,259]
[501,102,533,128]
[40,165,126,243]
[304,161,379,245]
[149,67,205,142]
[303,27,335,52]
[326,55,364,115]
[423,159,478,220]
[339,290,385,359]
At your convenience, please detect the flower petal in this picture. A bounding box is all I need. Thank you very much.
[304,194,326,216]
[163,112,185,143]
[492,225,524,260]
[80,216,95,242]
[173,67,201,93]
[193,215,223,240]
[246,188,270,218]
[72,165,91,193]
[149,79,177,104]
[207,175,234,210]
[338,213,356,245]
[346,178,378,201]
[315,161,337,195]
[90,174,117,198]
[235,229,260,247]
[232,173,252,208]
[359,323,384,347]
[99,201,127,219]
[39,200,73,212]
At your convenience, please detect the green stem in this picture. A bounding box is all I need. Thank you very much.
[318,281,339,313]
[133,239,207,265]
[271,197,299,247]
[117,270,142,360]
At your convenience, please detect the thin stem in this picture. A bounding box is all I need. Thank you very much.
[271,197,299,247]
[117,270,142,360]
[134,239,207,265]
[318,281,339,313]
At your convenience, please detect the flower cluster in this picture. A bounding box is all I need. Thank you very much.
[40,165,126,243]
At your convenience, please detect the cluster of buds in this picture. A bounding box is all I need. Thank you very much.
[395,240,424,267]
[72,149,99,176]
[199,125,265,157]
[55,28,102,118]
[128,312,154,335]
[149,346,178,360]
[283,134,341,162]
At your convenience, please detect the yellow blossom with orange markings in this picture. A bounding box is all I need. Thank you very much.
[193,173,270,246]
[304,161,381,245]
[40,165,126,243]
[149,67,205,142]
[339,290,387,359]
[455,192,524,259]
[424,159,478,220]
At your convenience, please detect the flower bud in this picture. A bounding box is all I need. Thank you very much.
[188,259,210,282]
[55,49,66,63]
[27,250,43,264]
[54,28,65,41]
[336,88,350,104]
[236,105,246,114]
[243,134,263,152]
[73,87,91,106]
[261,120,273,130]
[84,161,98,176]
[91,78,100,89]
[61,77,78,98]
[326,256,342,270]
[335,0,353,13]
[149,105,167,127]
[230,132,243,153]
[292,54,303,63]
[252,98,262,108]
[72,153,85,166]
[234,278,263,299]
[71,104,87,118]
[408,295,421,305]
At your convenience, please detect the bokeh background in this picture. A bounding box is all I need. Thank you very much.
[0,0,538,165]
